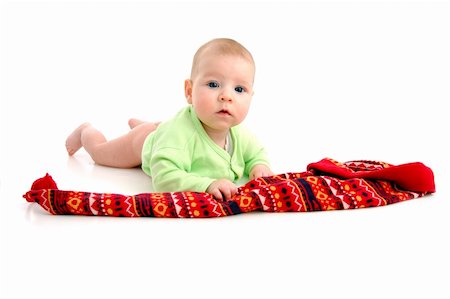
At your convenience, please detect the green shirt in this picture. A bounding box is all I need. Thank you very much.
[141,106,270,192]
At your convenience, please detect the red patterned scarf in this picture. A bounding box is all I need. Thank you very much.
[23,158,435,218]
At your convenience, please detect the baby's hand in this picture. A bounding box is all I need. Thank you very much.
[249,164,274,180]
[206,179,238,201]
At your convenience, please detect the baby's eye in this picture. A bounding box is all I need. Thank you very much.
[207,81,219,88]
[235,86,244,93]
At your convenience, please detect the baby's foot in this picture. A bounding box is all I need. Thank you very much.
[128,118,146,129]
[65,123,90,156]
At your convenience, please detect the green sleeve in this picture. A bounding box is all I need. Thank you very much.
[241,129,271,176]
[150,147,215,193]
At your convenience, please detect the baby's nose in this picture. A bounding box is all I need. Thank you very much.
[219,90,233,102]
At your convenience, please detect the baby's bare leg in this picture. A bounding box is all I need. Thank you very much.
[65,122,159,168]
[128,118,161,129]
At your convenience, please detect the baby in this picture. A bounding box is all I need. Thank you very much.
[66,38,273,200]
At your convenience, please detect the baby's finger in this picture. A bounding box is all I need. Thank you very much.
[264,170,274,177]
[230,185,238,197]
[221,187,232,201]
[251,171,260,180]
[212,189,223,201]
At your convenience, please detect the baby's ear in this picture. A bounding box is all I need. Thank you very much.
[184,79,193,104]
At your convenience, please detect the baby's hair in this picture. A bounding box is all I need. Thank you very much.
[190,38,255,79]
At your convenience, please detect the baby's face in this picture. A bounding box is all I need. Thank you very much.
[187,53,255,136]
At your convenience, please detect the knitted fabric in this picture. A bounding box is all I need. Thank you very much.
[23,158,435,218]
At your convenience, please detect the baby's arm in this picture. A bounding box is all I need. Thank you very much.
[154,160,236,200]
[152,155,238,200]
[240,128,273,179]
[149,147,237,202]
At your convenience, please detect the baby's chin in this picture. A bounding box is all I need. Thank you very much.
[200,121,235,132]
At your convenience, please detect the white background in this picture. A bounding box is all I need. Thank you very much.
[1,1,449,298]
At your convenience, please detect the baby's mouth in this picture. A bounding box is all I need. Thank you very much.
[217,109,232,116]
